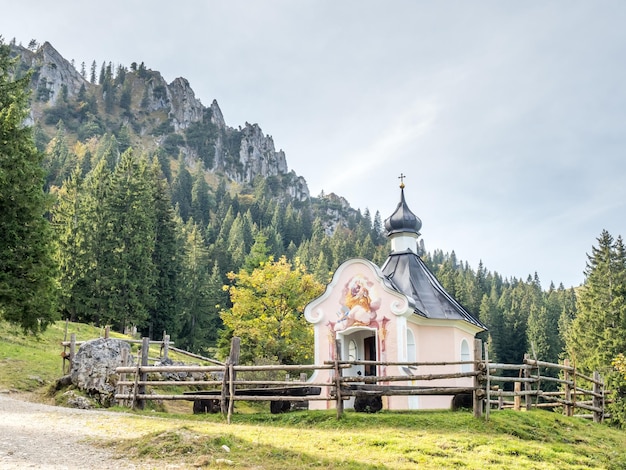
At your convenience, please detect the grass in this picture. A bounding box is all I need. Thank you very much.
[97,408,626,469]
[0,319,87,391]
[2,319,626,469]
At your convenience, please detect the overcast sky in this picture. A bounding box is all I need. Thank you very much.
[2,1,626,289]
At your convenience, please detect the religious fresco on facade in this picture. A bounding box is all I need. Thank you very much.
[332,274,380,332]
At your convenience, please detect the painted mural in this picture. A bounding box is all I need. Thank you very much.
[333,274,380,331]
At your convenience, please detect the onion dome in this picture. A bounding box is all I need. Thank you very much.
[384,179,422,236]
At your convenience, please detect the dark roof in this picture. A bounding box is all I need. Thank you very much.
[384,187,422,236]
[381,249,487,330]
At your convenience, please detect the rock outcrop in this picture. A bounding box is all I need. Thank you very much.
[28,42,88,105]
[70,338,133,406]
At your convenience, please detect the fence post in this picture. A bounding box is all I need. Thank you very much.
[62,319,69,374]
[221,337,240,418]
[220,362,229,415]
[484,342,490,421]
[162,334,170,361]
[523,354,532,411]
[69,333,76,372]
[136,337,150,410]
[563,359,572,416]
[227,362,236,424]
[473,338,483,418]
[513,382,521,411]
[572,361,577,415]
[593,371,602,423]
[104,326,110,339]
[227,338,240,424]
[335,340,344,418]
[118,347,129,407]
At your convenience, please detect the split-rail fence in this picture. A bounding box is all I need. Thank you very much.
[62,333,608,423]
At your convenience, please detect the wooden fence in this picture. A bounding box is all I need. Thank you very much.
[485,354,606,422]
[99,337,607,423]
[60,326,222,375]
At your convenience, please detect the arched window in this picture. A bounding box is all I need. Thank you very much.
[406,328,419,409]
[460,339,471,372]
[406,328,416,363]
[348,340,357,362]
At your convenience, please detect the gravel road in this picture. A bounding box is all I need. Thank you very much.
[0,393,185,469]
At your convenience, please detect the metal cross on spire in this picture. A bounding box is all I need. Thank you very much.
[398,173,406,189]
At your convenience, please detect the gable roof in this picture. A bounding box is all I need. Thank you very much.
[381,250,487,331]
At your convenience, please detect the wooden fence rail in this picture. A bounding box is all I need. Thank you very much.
[97,336,608,423]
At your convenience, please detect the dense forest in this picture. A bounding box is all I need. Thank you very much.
[3,38,626,424]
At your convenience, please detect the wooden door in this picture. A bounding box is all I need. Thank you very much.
[363,336,377,376]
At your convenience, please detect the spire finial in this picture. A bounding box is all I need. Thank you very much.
[398,173,406,189]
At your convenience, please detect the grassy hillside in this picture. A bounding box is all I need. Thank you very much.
[1,320,626,469]
[0,319,112,392]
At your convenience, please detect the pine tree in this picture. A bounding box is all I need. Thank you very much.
[437,253,459,297]
[0,41,58,332]
[98,61,105,85]
[90,60,97,84]
[43,122,73,189]
[102,62,115,113]
[313,250,331,284]
[205,261,227,346]
[227,213,248,268]
[93,134,120,170]
[78,159,113,325]
[209,206,236,273]
[567,230,626,373]
[142,158,181,340]
[52,167,92,323]
[483,286,504,361]
[177,221,214,353]
[244,232,271,273]
[557,284,577,351]
[171,156,192,221]
[372,210,384,245]
[104,149,156,331]
[566,231,626,426]
[190,166,213,227]
[356,234,376,260]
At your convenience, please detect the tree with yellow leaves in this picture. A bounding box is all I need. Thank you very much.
[219,256,324,365]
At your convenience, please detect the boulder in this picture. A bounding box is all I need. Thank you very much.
[62,390,95,409]
[70,338,133,406]
[154,357,205,381]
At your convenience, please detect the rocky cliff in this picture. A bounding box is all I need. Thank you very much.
[15,41,88,106]
[12,40,309,200]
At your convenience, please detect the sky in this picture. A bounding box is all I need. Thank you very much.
[2,0,626,289]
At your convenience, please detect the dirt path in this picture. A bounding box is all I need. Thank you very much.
[0,393,185,469]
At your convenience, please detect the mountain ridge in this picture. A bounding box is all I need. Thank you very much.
[11,39,318,204]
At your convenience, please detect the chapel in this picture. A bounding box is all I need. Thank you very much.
[304,177,487,410]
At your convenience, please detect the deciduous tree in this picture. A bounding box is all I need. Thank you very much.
[219,256,323,364]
